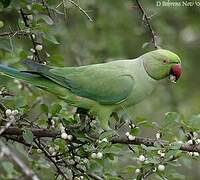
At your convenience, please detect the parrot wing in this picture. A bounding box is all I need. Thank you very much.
[24,61,135,105]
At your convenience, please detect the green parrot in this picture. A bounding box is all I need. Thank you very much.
[0,49,182,130]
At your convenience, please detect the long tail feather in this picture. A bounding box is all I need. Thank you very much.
[0,65,43,81]
[0,65,66,96]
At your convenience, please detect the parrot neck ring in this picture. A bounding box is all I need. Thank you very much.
[169,64,182,83]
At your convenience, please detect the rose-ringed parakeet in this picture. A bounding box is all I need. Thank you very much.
[0,49,182,130]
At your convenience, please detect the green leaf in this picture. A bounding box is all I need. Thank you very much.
[19,50,28,59]
[2,161,15,175]
[0,20,4,28]
[141,144,159,151]
[99,130,116,140]
[170,172,185,179]
[0,0,11,8]
[40,104,49,116]
[130,127,140,136]
[41,15,54,25]
[43,33,60,44]
[51,103,62,116]
[161,112,181,128]
[32,3,45,12]
[165,149,181,159]
[187,114,200,129]
[23,129,34,144]
[169,144,182,150]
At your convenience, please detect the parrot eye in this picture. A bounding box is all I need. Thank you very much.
[162,60,168,64]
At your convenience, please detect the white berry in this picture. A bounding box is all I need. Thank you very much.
[158,164,165,171]
[193,152,199,157]
[157,150,162,155]
[139,155,146,162]
[18,84,23,89]
[131,123,136,128]
[128,135,136,141]
[196,139,200,144]
[51,119,55,126]
[187,140,193,145]
[52,152,56,156]
[75,156,80,162]
[14,79,20,84]
[83,159,89,164]
[35,44,43,51]
[188,152,193,156]
[12,110,19,116]
[152,167,157,172]
[135,168,141,174]
[91,153,97,159]
[5,109,12,117]
[96,152,103,159]
[32,34,36,39]
[125,132,130,136]
[49,147,54,154]
[160,153,165,157]
[67,134,73,141]
[27,55,33,60]
[156,133,161,140]
[27,15,33,21]
[37,149,42,153]
[30,48,35,53]
[101,138,108,143]
[61,132,68,139]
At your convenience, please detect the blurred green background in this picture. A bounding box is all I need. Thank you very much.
[0,0,200,179]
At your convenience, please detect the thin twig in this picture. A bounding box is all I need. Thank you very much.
[0,140,39,180]
[0,29,31,37]
[19,8,43,63]
[67,0,93,22]
[41,0,51,17]
[0,117,16,135]
[34,139,70,180]
[0,103,6,113]
[135,0,158,49]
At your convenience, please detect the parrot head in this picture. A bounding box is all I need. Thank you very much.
[143,49,182,83]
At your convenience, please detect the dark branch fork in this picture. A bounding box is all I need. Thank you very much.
[135,0,158,49]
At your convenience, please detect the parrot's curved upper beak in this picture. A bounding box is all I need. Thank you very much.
[169,64,182,83]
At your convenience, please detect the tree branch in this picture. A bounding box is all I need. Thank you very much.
[0,30,30,37]
[135,0,158,49]
[67,0,93,22]
[1,127,200,153]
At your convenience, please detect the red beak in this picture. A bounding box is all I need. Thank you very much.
[171,64,182,80]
